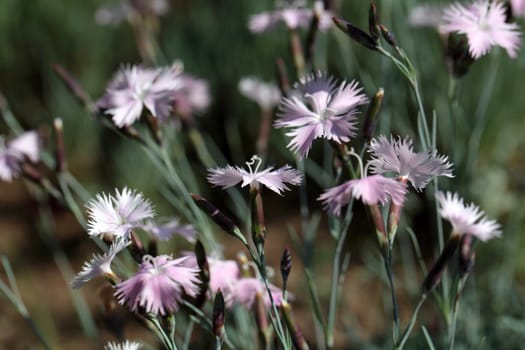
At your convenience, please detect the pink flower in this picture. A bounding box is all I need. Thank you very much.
[239,77,281,110]
[368,135,454,191]
[172,74,211,116]
[115,255,200,315]
[96,0,169,26]
[511,0,525,17]
[207,155,302,195]
[319,175,407,216]
[0,131,40,182]
[225,278,283,309]
[440,0,521,59]
[436,191,501,241]
[86,187,155,239]
[141,218,196,243]
[97,65,182,127]
[71,239,130,289]
[208,258,240,295]
[275,72,368,158]
[248,7,332,33]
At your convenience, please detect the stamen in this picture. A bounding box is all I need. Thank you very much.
[346,148,366,178]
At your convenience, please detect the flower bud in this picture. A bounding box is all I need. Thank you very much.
[369,2,381,42]
[363,88,384,141]
[213,289,225,343]
[53,118,67,172]
[332,17,378,51]
[380,24,397,48]
[191,193,248,245]
[459,234,475,276]
[281,300,310,350]
[194,240,210,308]
[52,64,95,112]
[280,247,292,293]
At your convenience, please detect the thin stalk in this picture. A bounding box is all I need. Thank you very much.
[395,293,427,350]
[183,318,195,350]
[149,315,178,350]
[384,249,399,343]
[448,275,468,350]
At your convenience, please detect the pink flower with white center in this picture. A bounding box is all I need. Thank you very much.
[97,65,182,127]
[275,72,368,158]
[86,187,155,239]
[239,77,281,110]
[172,74,211,116]
[511,0,525,17]
[436,191,501,241]
[248,7,332,33]
[225,278,283,309]
[207,155,302,195]
[319,175,407,216]
[71,239,130,289]
[104,340,142,350]
[368,135,454,191]
[209,258,240,295]
[141,218,196,243]
[440,0,522,59]
[0,131,40,182]
[115,255,200,315]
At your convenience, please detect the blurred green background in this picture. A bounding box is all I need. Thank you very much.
[0,0,524,348]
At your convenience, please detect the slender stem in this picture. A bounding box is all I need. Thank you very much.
[149,315,178,350]
[183,318,195,350]
[395,293,427,350]
[384,249,399,344]
[448,275,468,350]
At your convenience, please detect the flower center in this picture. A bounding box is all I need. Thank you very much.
[246,155,263,174]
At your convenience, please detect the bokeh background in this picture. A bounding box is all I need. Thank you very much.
[1,0,524,349]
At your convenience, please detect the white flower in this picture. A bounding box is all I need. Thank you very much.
[0,131,40,182]
[86,187,155,239]
[239,77,281,110]
[71,239,130,289]
[436,191,501,241]
[104,340,142,350]
[207,155,302,195]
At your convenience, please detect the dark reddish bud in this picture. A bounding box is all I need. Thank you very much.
[423,233,461,292]
[380,24,397,48]
[369,2,381,42]
[280,247,292,293]
[332,17,378,51]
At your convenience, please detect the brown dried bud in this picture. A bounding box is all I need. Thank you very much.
[380,24,398,48]
[423,233,461,292]
[459,234,475,276]
[280,247,292,292]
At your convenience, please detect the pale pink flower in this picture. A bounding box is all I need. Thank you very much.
[207,155,302,195]
[440,0,521,59]
[172,74,211,116]
[97,65,182,127]
[104,340,142,350]
[0,131,40,182]
[409,5,445,28]
[225,278,283,309]
[368,135,454,191]
[511,0,525,17]
[115,255,200,315]
[86,187,155,239]
[275,72,368,158]
[141,218,196,242]
[319,174,407,216]
[239,77,281,110]
[208,258,240,295]
[248,7,332,33]
[71,239,130,289]
[436,191,501,241]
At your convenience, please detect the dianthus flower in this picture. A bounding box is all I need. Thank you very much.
[208,258,240,295]
[86,187,155,239]
[104,340,142,350]
[239,77,281,111]
[368,135,454,191]
[141,217,196,243]
[0,131,40,182]
[71,239,130,289]
[97,65,182,127]
[440,0,521,59]
[172,74,211,116]
[275,72,368,158]
[248,6,332,33]
[115,255,200,315]
[225,277,283,309]
[207,155,302,195]
[436,191,501,241]
[511,0,525,17]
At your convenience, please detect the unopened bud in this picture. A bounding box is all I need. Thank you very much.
[191,194,248,245]
[363,88,384,141]
[280,248,292,293]
[380,25,397,48]
[130,230,146,263]
[213,290,225,342]
[369,2,380,42]
[275,57,290,96]
[281,300,310,350]
[250,188,266,256]
[194,240,210,308]
[332,17,378,51]
[53,118,67,172]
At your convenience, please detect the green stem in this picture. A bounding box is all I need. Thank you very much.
[395,293,427,350]
[384,248,400,344]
